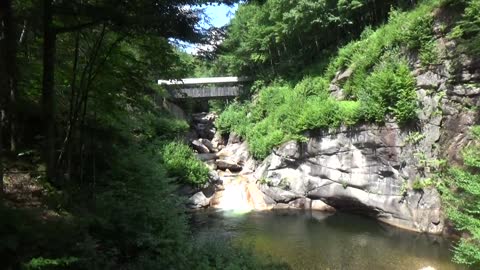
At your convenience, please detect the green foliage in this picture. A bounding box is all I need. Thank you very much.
[25,257,79,270]
[216,102,250,136]
[216,0,418,77]
[402,13,440,66]
[440,125,480,267]
[450,0,480,56]
[359,57,417,124]
[405,131,426,145]
[412,178,435,191]
[161,141,210,186]
[419,40,441,66]
[82,143,191,269]
[208,100,228,113]
[400,180,409,195]
[0,202,87,270]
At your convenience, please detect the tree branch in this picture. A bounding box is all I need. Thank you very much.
[55,20,101,34]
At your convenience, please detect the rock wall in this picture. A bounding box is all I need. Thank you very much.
[255,129,443,233]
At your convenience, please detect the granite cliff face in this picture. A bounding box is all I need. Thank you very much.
[255,130,443,233]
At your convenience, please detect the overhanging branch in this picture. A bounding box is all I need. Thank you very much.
[55,20,101,34]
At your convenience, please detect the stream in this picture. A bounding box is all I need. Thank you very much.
[192,210,464,270]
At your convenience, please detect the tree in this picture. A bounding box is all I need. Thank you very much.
[36,0,238,184]
[217,0,417,78]
[42,0,56,184]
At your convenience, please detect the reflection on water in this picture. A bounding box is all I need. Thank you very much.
[191,210,464,270]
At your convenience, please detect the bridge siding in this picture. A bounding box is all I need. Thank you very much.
[169,86,241,99]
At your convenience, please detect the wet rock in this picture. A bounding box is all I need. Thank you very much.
[208,171,222,185]
[188,192,210,209]
[211,132,226,148]
[273,203,290,210]
[196,153,218,161]
[311,200,336,212]
[246,183,270,210]
[192,139,210,153]
[261,186,300,203]
[199,139,216,152]
[288,198,311,209]
[216,160,242,172]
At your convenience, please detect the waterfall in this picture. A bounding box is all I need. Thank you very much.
[215,178,253,213]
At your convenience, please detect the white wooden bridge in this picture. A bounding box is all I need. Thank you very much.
[158,76,250,99]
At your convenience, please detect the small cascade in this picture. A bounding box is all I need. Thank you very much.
[215,178,253,213]
[186,112,269,211]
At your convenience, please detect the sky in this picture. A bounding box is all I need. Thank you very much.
[177,3,238,54]
[201,4,238,28]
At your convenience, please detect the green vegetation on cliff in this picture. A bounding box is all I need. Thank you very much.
[217,0,444,158]
[440,126,480,268]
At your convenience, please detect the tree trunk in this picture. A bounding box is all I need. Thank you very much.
[0,108,5,195]
[4,0,18,153]
[42,0,57,184]
[0,3,7,195]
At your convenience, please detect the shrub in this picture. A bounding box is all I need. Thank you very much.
[215,102,250,136]
[162,141,210,186]
[439,126,480,267]
[247,120,286,159]
[337,101,362,126]
[403,14,435,50]
[450,0,480,56]
[359,57,417,124]
[93,144,192,269]
[293,76,329,97]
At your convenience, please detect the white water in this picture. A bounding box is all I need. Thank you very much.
[215,179,253,214]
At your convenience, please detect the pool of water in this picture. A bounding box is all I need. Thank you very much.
[191,210,464,270]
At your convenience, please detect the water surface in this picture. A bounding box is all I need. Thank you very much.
[192,210,464,270]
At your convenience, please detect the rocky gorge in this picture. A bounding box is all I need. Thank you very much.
[181,29,480,235]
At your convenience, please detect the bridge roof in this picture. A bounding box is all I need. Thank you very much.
[157,76,250,85]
